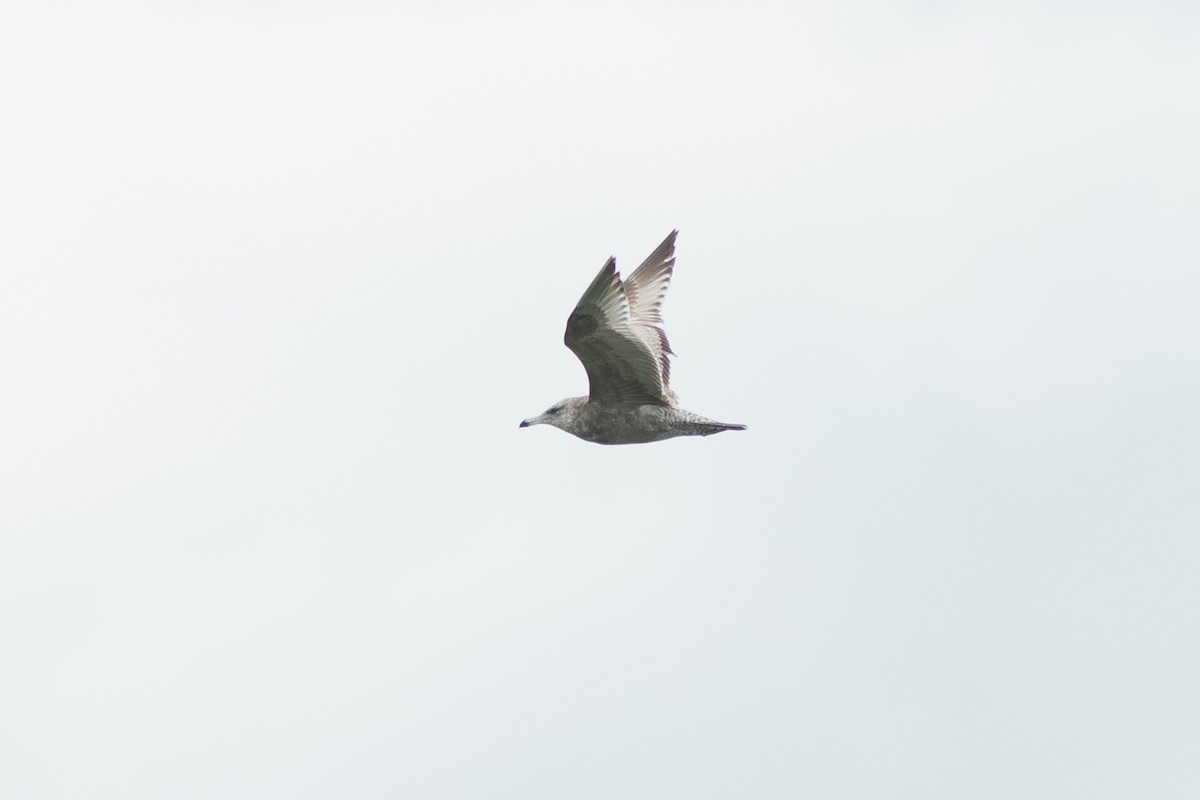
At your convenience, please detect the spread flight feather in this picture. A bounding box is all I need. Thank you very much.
[564,229,679,407]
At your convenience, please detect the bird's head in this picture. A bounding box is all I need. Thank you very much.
[520,397,586,432]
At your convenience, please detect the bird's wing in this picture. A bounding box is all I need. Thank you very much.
[564,230,678,406]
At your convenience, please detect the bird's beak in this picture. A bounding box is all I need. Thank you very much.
[519,418,532,428]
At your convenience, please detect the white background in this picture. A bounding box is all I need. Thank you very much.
[3,2,1199,797]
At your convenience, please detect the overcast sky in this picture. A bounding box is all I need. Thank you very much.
[3,2,1199,798]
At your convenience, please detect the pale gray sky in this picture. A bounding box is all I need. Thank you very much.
[3,2,1199,798]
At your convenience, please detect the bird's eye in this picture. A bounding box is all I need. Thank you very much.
[549,406,560,414]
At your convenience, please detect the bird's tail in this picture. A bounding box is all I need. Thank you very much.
[698,421,747,436]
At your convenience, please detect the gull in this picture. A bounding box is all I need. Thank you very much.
[520,230,746,444]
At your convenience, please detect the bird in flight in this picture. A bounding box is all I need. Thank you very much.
[520,230,745,444]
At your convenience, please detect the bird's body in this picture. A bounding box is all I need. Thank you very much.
[523,396,743,444]
[521,230,745,445]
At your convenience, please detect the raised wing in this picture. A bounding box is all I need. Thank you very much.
[564,230,679,406]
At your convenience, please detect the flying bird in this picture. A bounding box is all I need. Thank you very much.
[520,230,746,444]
